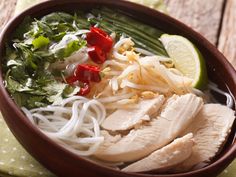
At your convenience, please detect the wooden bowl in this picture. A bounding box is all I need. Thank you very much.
[0,0,235,177]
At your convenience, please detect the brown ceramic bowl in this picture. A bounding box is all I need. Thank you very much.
[0,0,235,177]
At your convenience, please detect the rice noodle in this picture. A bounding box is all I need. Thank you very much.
[189,88,205,98]
[21,107,35,125]
[22,96,106,156]
[208,82,234,108]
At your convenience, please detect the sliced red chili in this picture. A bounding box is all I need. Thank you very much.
[87,46,106,64]
[78,82,90,96]
[75,64,101,83]
[66,76,90,96]
[65,75,78,84]
[86,27,113,53]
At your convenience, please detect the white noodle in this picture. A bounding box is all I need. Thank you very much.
[21,107,35,125]
[33,113,61,131]
[22,96,106,156]
[30,106,71,114]
[61,96,88,106]
[56,100,85,137]
[208,82,234,108]
[189,88,205,98]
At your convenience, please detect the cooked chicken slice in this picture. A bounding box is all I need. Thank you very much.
[102,95,165,131]
[95,130,121,154]
[173,104,235,172]
[122,133,194,172]
[95,94,203,162]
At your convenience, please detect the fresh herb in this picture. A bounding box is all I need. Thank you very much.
[53,39,86,59]
[13,16,32,39]
[4,9,168,109]
[43,82,80,105]
[32,36,50,49]
[4,12,87,108]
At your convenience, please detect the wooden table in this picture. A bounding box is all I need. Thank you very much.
[165,0,236,68]
[0,0,235,67]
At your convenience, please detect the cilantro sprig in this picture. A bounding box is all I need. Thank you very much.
[4,12,87,108]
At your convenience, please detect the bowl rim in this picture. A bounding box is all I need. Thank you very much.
[0,0,235,176]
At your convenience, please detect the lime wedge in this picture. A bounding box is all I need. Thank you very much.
[160,34,208,89]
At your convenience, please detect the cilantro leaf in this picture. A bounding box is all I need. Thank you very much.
[27,96,47,108]
[6,76,32,93]
[53,39,86,58]
[35,20,54,37]
[43,82,79,105]
[63,85,80,97]
[32,36,50,49]
[13,16,32,39]
[4,12,88,109]
[12,92,48,109]
[10,65,28,81]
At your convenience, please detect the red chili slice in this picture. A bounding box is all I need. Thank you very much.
[65,75,78,84]
[66,76,90,96]
[87,46,106,64]
[86,27,113,53]
[75,64,101,83]
[78,82,90,96]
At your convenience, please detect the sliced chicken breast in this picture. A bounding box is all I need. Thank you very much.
[173,104,235,172]
[95,130,121,155]
[122,133,194,172]
[102,95,165,131]
[95,94,203,162]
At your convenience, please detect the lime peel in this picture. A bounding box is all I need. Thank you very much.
[160,34,208,89]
